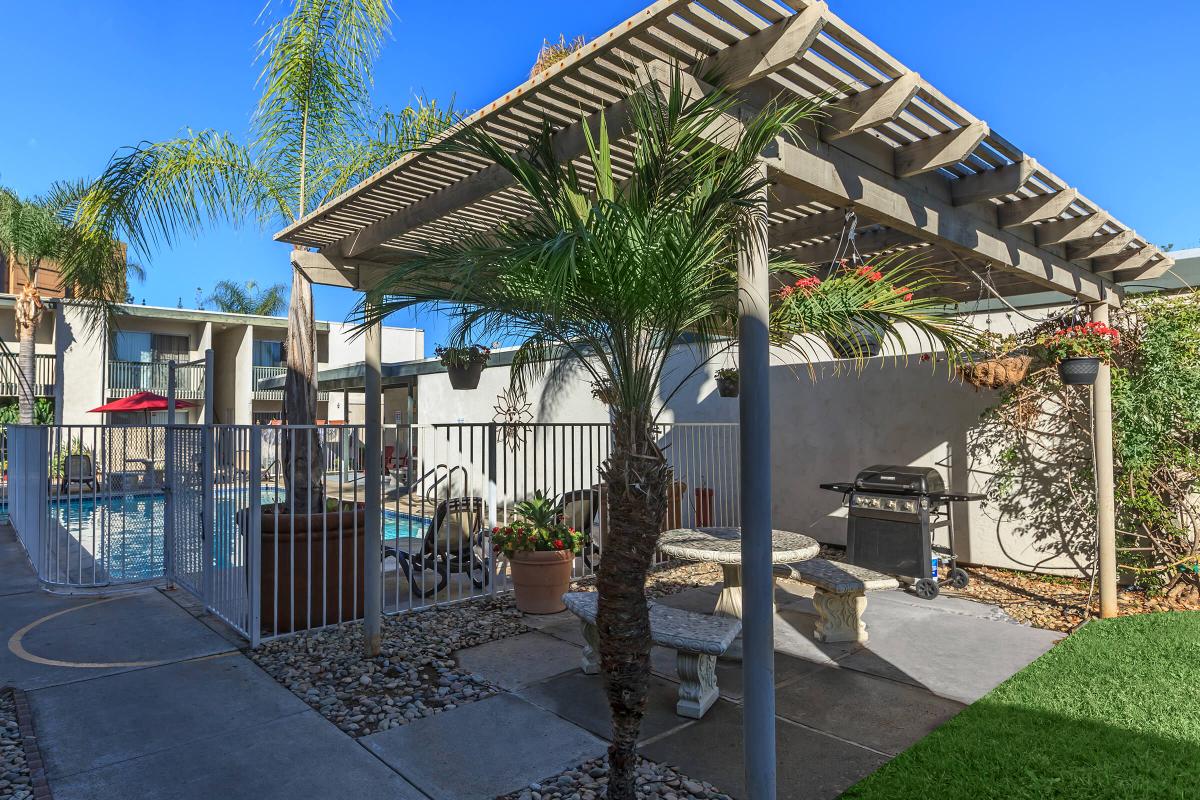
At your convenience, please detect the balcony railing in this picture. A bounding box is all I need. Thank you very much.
[252,365,328,401]
[0,353,55,397]
[108,360,205,400]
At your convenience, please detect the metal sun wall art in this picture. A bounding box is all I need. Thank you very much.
[493,386,533,450]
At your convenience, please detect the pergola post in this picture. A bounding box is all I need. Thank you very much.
[738,160,776,799]
[363,311,383,656]
[1091,301,1119,618]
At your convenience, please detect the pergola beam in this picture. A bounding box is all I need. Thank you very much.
[894,121,988,177]
[1065,230,1137,261]
[951,157,1037,205]
[696,1,828,90]
[1034,213,1110,246]
[996,189,1078,228]
[1113,254,1173,283]
[822,73,921,140]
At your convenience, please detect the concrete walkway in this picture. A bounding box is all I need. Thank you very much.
[1,523,1061,799]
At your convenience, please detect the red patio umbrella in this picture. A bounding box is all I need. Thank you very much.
[89,392,195,413]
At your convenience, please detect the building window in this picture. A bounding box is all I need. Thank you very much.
[253,340,286,367]
[112,331,190,362]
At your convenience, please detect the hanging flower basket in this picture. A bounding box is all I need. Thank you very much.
[957,354,1033,391]
[1038,321,1120,388]
[1058,357,1102,386]
[826,319,883,359]
[715,368,739,398]
[437,345,490,391]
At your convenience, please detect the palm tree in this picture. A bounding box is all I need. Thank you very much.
[356,71,977,798]
[0,186,135,423]
[204,280,287,316]
[76,0,456,505]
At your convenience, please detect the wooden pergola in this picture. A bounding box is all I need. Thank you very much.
[274,2,1163,796]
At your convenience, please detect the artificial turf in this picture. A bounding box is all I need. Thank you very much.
[841,612,1200,800]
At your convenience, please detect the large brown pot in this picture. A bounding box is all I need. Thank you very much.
[257,502,367,635]
[509,550,574,614]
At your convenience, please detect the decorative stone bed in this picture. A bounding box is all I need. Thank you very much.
[1,688,41,800]
[249,596,529,737]
[498,756,732,800]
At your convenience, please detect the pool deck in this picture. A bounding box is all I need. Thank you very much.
[0,522,1063,799]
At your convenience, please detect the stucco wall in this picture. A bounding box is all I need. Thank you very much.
[412,316,1090,576]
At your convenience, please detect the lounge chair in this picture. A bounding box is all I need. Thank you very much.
[558,487,602,569]
[385,496,489,597]
[61,454,97,493]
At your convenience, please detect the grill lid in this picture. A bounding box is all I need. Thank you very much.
[854,465,945,495]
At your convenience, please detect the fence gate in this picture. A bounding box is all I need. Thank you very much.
[166,425,205,597]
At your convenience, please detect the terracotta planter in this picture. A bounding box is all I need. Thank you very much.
[509,549,574,614]
[447,362,485,390]
[1058,357,1101,386]
[255,502,367,635]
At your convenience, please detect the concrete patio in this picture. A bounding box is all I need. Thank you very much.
[0,523,1061,799]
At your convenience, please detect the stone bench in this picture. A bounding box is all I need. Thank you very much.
[776,559,898,644]
[562,591,741,719]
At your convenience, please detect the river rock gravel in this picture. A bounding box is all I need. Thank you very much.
[498,756,733,800]
[249,595,529,737]
[1,689,32,800]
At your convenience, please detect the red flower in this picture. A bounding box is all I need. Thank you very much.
[856,265,884,282]
[920,353,932,363]
[795,276,821,296]
[778,285,795,299]
[553,539,564,549]
[903,292,914,301]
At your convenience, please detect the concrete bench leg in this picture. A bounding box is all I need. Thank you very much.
[812,589,868,644]
[675,651,719,719]
[580,621,601,675]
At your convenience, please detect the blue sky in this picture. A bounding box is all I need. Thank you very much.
[2,1,1196,351]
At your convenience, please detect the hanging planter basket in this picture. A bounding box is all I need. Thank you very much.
[826,319,883,359]
[437,345,491,391]
[1058,357,1101,386]
[715,369,739,398]
[958,354,1033,391]
[447,362,485,390]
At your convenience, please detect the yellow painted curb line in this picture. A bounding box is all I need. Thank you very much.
[8,595,168,669]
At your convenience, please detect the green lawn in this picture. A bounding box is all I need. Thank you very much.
[842,612,1200,800]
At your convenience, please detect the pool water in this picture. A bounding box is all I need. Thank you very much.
[46,493,430,583]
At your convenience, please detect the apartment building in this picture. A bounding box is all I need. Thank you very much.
[0,299,423,425]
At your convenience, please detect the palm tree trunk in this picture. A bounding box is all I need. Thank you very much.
[14,283,42,425]
[283,257,323,508]
[597,409,669,800]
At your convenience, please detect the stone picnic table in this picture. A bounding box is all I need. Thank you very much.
[658,526,819,619]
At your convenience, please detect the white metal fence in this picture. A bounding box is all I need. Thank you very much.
[4,420,740,646]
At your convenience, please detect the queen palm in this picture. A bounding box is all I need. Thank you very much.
[76,0,455,503]
[357,71,976,798]
[205,280,287,316]
[0,186,135,424]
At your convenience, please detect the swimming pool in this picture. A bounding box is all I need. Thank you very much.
[42,493,431,583]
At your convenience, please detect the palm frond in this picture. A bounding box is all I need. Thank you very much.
[254,0,393,216]
[76,131,271,258]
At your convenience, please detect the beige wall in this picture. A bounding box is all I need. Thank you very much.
[411,313,1090,576]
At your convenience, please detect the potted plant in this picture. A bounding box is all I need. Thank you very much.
[715,368,739,398]
[437,344,491,390]
[1039,321,1121,386]
[241,496,368,635]
[957,332,1033,391]
[492,491,583,614]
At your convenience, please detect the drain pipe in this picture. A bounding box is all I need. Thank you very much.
[738,162,776,799]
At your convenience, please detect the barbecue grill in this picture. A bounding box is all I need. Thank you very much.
[820,465,983,599]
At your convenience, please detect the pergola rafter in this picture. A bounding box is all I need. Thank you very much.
[276,0,1168,293]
